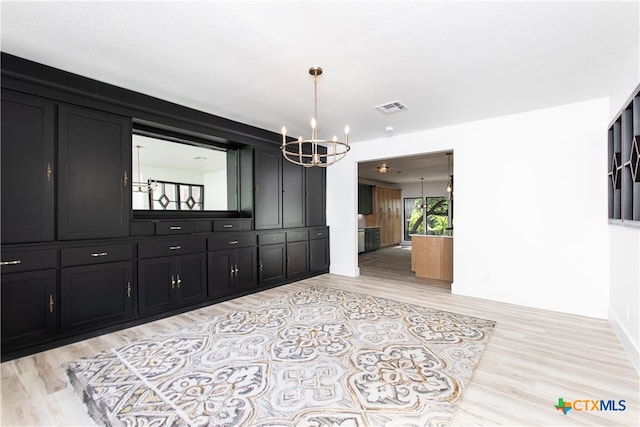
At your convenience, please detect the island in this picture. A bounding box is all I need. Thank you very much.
[410,234,453,281]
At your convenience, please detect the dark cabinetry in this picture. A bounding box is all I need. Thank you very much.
[286,230,309,279]
[364,227,381,252]
[1,249,57,353]
[309,227,330,272]
[254,150,326,229]
[305,167,326,226]
[208,234,257,298]
[254,150,282,229]
[1,90,55,244]
[138,239,207,316]
[258,232,286,286]
[358,184,373,215]
[283,160,306,228]
[58,104,131,240]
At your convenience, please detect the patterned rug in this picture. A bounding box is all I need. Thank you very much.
[66,285,496,426]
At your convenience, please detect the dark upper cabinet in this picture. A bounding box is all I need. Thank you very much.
[254,150,282,230]
[60,261,134,333]
[1,90,55,244]
[305,167,326,226]
[1,269,57,353]
[282,160,305,228]
[58,104,131,240]
[358,184,373,215]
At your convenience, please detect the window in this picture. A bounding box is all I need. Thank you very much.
[404,196,449,240]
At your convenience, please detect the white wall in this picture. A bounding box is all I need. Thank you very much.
[608,226,640,373]
[327,98,610,319]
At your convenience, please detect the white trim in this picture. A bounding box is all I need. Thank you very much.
[609,308,640,375]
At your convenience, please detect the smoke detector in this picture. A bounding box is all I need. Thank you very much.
[374,100,409,114]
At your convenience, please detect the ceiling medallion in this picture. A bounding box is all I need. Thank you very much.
[281,66,350,167]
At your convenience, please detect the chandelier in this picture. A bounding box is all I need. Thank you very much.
[133,145,157,193]
[281,66,350,167]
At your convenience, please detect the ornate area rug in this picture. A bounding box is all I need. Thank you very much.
[66,285,495,426]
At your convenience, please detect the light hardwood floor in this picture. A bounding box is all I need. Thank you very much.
[2,271,639,426]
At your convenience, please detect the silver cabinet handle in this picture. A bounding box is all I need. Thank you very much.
[0,260,21,266]
[229,240,238,245]
[316,232,323,236]
[223,224,233,228]
[169,245,182,251]
[234,266,239,275]
[176,274,182,288]
[230,266,235,277]
[170,226,182,230]
[91,252,108,257]
[171,275,176,289]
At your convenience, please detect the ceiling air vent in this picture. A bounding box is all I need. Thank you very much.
[374,100,409,114]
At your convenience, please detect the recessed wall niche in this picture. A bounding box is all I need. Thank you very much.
[608,84,640,222]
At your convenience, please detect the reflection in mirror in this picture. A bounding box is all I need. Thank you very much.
[132,134,230,211]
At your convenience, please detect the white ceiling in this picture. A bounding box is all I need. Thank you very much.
[2,1,638,183]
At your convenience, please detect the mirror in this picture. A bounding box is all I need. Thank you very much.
[132,133,236,212]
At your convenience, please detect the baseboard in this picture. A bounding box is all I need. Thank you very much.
[608,308,640,375]
[329,263,359,277]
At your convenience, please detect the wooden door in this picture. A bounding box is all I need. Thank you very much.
[176,253,207,307]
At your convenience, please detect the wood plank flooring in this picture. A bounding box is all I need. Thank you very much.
[2,268,639,426]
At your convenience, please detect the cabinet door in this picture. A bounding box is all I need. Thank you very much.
[1,269,57,353]
[138,258,176,316]
[287,240,309,279]
[235,246,257,290]
[1,90,55,244]
[58,104,131,240]
[310,238,330,273]
[254,150,282,229]
[283,161,305,228]
[176,253,207,307]
[305,167,326,226]
[259,244,286,286]
[208,250,235,299]
[61,262,134,333]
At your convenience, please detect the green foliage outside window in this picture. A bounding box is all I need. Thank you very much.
[404,197,449,240]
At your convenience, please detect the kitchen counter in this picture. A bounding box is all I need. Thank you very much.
[411,234,453,281]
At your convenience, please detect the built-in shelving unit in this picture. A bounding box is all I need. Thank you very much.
[608,84,640,223]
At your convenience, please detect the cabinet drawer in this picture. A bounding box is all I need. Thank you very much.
[213,219,252,232]
[61,244,132,267]
[208,234,256,251]
[1,249,57,274]
[258,232,286,245]
[286,230,308,242]
[138,239,206,259]
[309,227,329,240]
[155,222,194,235]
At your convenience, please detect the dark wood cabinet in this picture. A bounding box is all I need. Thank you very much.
[254,150,282,229]
[138,254,207,316]
[258,232,287,287]
[305,167,326,226]
[209,247,257,298]
[309,227,330,273]
[1,90,55,244]
[1,269,57,353]
[58,104,131,240]
[287,241,309,279]
[358,184,373,215]
[138,239,207,316]
[61,261,134,333]
[283,161,305,228]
